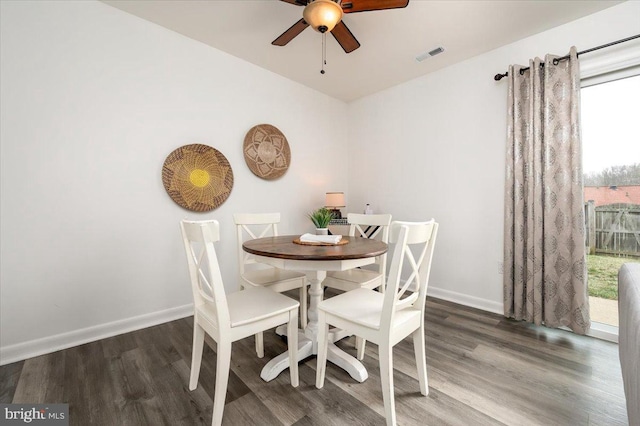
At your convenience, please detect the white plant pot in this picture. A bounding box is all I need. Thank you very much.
[316,228,328,235]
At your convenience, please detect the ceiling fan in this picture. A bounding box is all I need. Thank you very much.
[272,0,410,54]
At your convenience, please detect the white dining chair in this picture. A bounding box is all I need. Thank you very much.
[181,219,299,426]
[316,220,438,426]
[234,213,308,358]
[322,213,392,293]
[322,213,392,358]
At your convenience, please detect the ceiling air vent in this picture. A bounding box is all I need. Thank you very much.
[415,47,445,62]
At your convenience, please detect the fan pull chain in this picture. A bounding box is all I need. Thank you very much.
[320,32,326,74]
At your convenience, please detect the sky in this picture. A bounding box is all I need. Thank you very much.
[581,74,640,174]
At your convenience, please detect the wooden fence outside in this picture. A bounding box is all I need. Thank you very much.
[584,201,640,257]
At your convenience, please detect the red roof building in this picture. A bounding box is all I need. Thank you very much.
[584,185,640,207]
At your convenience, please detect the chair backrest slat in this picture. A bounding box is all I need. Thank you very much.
[381,220,438,329]
[347,213,392,239]
[346,213,392,282]
[234,213,281,274]
[181,219,231,330]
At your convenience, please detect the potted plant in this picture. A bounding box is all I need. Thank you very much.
[308,207,333,235]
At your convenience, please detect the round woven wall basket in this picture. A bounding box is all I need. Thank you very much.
[243,124,291,180]
[162,144,234,212]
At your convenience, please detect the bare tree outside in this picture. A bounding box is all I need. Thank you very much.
[584,163,640,186]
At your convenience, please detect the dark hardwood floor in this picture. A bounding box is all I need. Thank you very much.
[0,296,628,425]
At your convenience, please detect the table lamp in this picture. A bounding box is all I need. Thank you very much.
[325,192,345,220]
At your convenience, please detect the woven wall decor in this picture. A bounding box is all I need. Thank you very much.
[162,144,234,212]
[243,124,291,180]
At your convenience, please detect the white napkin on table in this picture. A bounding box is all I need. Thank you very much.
[299,233,342,244]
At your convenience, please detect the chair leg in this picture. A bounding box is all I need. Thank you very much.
[315,310,329,389]
[241,284,264,359]
[255,332,264,358]
[379,344,396,426]
[299,284,308,329]
[413,327,429,396]
[211,340,232,426]
[189,322,205,391]
[287,309,299,387]
[355,337,366,361]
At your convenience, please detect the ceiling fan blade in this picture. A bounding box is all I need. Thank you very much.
[272,19,310,46]
[341,0,409,13]
[279,0,307,5]
[330,21,360,53]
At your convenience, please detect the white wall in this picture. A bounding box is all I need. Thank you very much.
[0,0,348,363]
[347,1,640,313]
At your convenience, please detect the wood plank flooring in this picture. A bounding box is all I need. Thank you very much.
[0,296,628,425]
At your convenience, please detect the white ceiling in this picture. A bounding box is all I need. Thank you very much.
[102,0,622,102]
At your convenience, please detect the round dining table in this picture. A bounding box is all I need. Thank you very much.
[243,235,388,383]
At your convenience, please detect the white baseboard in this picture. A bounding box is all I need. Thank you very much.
[2,287,612,365]
[427,285,503,315]
[0,304,194,366]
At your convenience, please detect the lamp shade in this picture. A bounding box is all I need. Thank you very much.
[325,192,345,208]
[303,0,343,33]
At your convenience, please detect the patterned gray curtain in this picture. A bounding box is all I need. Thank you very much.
[504,46,590,334]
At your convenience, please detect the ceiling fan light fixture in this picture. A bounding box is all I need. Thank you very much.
[303,0,343,33]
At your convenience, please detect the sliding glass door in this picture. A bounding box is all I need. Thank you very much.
[581,73,640,328]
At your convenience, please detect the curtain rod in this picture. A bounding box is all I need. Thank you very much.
[493,34,640,81]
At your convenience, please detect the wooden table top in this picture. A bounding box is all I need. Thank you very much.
[243,235,387,261]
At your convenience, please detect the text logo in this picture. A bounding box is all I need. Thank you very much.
[0,404,68,426]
